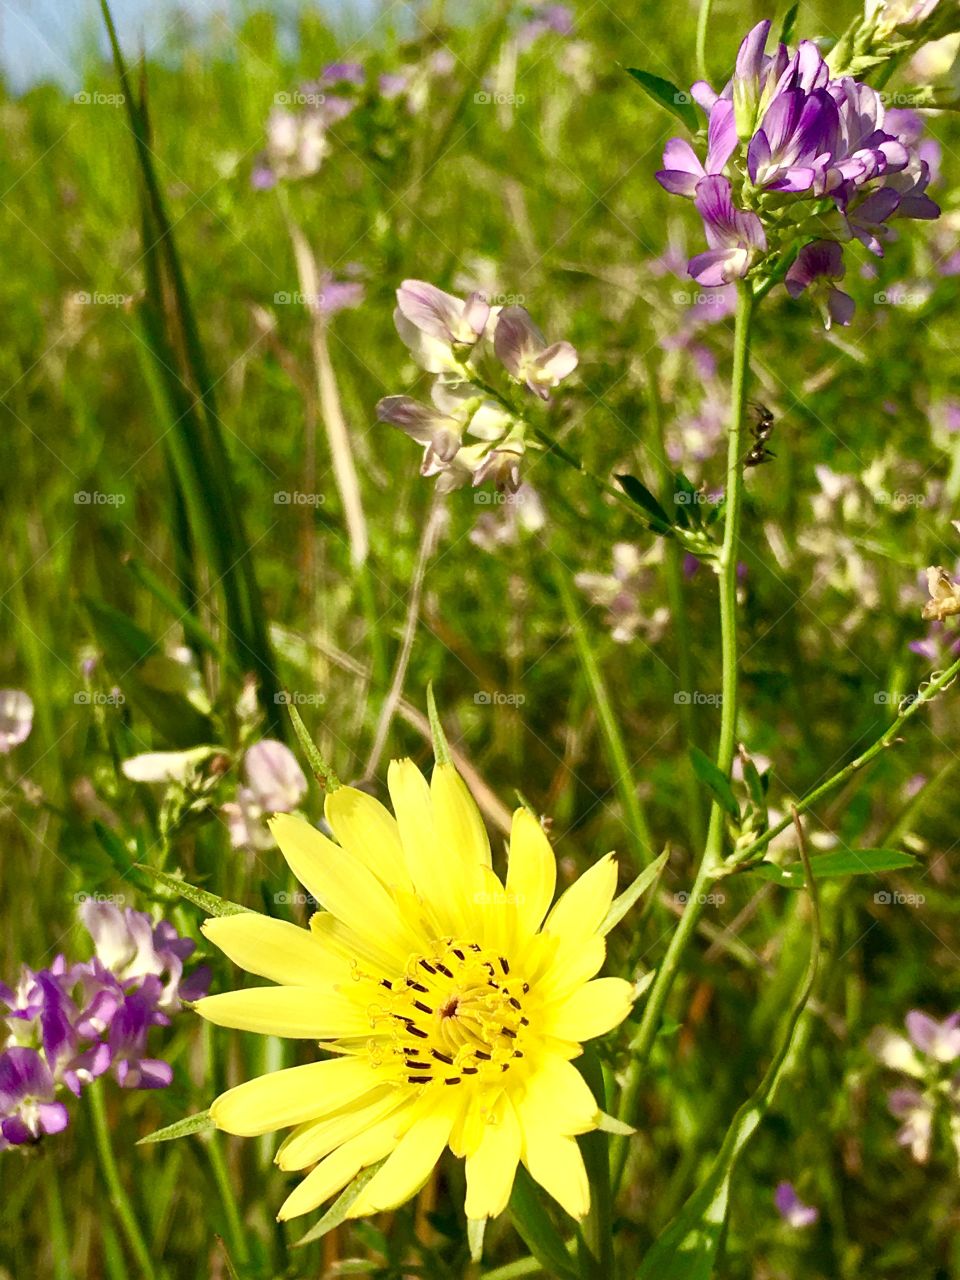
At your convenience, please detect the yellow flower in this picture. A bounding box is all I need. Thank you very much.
[195,759,634,1224]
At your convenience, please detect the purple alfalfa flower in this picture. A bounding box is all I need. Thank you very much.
[79,899,209,1015]
[394,279,491,373]
[517,4,575,48]
[107,981,174,1091]
[786,240,855,328]
[0,690,33,754]
[317,277,365,317]
[905,1010,960,1062]
[0,1047,69,1148]
[774,1181,820,1228]
[689,176,766,285]
[321,61,365,87]
[656,100,737,197]
[493,305,578,399]
[378,384,517,491]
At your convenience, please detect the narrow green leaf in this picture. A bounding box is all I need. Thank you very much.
[625,68,700,132]
[427,682,452,766]
[779,2,800,45]
[468,1217,486,1263]
[138,1110,214,1145]
[690,748,740,820]
[509,1165,579,1280]
[287,702,340,791]
[615,474,674,534]
[750,847,918,889]
[295,1161,386,1247]
[601,848,670,933]
[138,866,251,917]
[596,1111,635,1136]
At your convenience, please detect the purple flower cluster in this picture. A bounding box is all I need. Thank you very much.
[378,280,577,492]
[655,21,939,325]
[0,901,208,1150]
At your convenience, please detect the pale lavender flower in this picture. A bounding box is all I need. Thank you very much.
[321,61,365,86]
[888,1087,935,1161]
[394,279,491,372]
[656,100,737,196]
[774,1182,819,1228]
[80,899,208,1014]
[518,5,575,48]
[222,740,307,853]
[0,1048,69,1148]
[786,240,855,328]
[0,690,33,754]
[689,176,766,285]
[493,305,578,399]
[575,544,669,645]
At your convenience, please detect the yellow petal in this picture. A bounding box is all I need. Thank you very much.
[349,1089,463,1216]
[211,1056,381,1136]
[520,1127,590,1221]
[388,758,449,921]
[539,935,606,1001]
[193,986,370,1039]
[519,1056,599,1136]
[324,785,413,891]
[431,763,492,872]
[543,977,634,1043]
[465,1093,521,1220]
[277,1103,413,1220]
[543,854,618,945]
[505,807,557,935]
[276,1088,404,1170]
[269,813,420,963]
[201,914,351,987]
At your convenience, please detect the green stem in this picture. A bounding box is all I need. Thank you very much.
[555,566,656,867]
[46,1164,73,1280]
[88,1083,157,1280]
[695,0,714,84]
[206,1133,250,1269]
[729,651,960,868]
[643,349,705,852]
[613,283,755,1186]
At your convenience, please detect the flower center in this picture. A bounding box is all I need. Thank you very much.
[371,939,530,1088]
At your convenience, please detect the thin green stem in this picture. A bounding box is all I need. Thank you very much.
[695,0,714,84]
[46,1164,73,1280]
[643,349,705,851]
[613,283,755,1188]
[555,566,656,867]
[729,651,960,867]
[88,1082,157,1280]
[205,1133,250,1269]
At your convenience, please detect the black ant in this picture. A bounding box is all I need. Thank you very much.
[743,402,775,468]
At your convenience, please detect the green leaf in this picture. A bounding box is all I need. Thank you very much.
[296,1161,386,1247]
[690,748,740,820]
[615,474,674,535]
[287,702,340,791]
[137,1109,214,1145]
[427,682,453,766]
[509,1165,579,1280]
[779,2,800,45]
[625,68,699,132]
[138,866,251,917]
[750,847,918,889]
[601,848,669,933]
[467,1217,486,1263]
[671,472,700,529]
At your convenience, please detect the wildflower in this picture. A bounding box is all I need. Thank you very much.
[493,306,579,400]
[380,281,577,493]
[785,240,855,327]
[121,746,222,785]
[80,898,210,1014]
[469,484,547,552]
[0,1048,69,1148]
[689,176,766,285]
[196,759,634,1223]
[0,690,33,753]
[871,1010,960,1165]
[921,565,960,620]
[223,740,308,853]
[575,544,669,645]
[774,1181,819,1228]
[653,20,940,317]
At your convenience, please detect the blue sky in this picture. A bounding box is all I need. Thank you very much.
[1,0,354,93]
